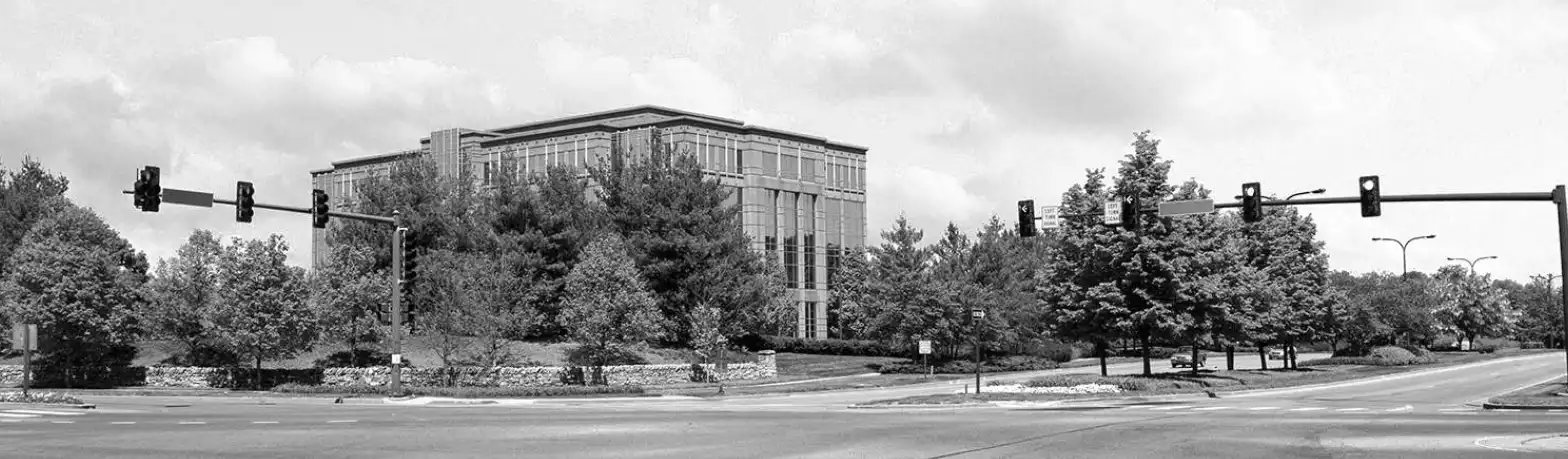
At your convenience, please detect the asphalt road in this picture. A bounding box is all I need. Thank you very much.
[2,351,1563,458]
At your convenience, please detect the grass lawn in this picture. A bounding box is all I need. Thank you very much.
[862,349,1558,406]
[1487,378,1568,407]
[773,353,903,378]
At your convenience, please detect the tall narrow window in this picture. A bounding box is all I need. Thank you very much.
[805,301,818,339]
[735,147,743,174]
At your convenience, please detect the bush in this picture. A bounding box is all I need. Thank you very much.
[1522,341,1546,350]
[314,349,407,368]
[746,335,903,357]
[1476,344,1498,354]
[565,345,648,367]
[1038,341,1075,363]
[1369,346,1417,362]
[1397,345,1432,358]
[270,383,645,398]
[1302,347,1437,366]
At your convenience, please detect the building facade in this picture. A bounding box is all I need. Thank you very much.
[309,105,868,339]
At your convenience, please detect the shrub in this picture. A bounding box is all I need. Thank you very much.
[1369,346,1417,362]
[1396,345,1432,358]
[1037,341,1075,363]
[1522,341,1546,350]
[750,335,903,357]
[1476,344,1498,354]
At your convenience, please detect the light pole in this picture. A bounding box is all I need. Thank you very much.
[1286,188,1327,201]
[1446,256,1499,277]
[1372,234,1438,277]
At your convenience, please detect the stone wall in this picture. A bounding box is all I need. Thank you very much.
[0,350,779,389]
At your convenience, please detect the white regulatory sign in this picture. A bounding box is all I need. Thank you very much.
[1039,205,1061,229]
[1103,200,1122,226]
[919,340,932,355]
[391,354,402,365]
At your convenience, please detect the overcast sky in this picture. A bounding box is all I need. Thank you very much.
[2,0,1566,283]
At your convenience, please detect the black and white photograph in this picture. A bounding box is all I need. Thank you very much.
[3,0,1568,457]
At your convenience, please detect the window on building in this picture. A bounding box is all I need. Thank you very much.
[781,154,799,180]
[783,192,798,289]
[735,147,743,174]
[804,194,816,290]
[765,189,778,257]
[805,301,818,339]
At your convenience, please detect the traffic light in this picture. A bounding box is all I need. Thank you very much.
[1017,199,1037,238]
[1241,182,1262,223]
[1120,196,1140,231]
[1359,175,1381,217]
[311,189,330,228]
[236,181,255,223]
[135,166,161,212]
[400,235,417,299]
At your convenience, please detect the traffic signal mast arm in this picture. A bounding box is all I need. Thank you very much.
[1054,190,1556,219]
[119,189,394,225]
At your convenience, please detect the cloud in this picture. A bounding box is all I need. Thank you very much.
[0,37,519,268]
[536,37,744,118]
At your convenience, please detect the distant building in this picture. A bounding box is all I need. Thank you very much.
[309,105,868,339]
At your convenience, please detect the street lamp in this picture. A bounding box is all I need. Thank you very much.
[1286,188,1327,201]
[1372,234,1438,277]
[1446,256,1499,277]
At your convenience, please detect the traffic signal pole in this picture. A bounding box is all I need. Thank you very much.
[391,212,404,396]
[119,190,395,225]
[1555,185,1568,379]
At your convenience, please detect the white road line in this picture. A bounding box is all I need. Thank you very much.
[253,421,279,424]
[111,422,135,425]
[1336,408,1367,412]
[1121,405,1157,409]
[1288,407,1326,412]
[5,409,83,416]
[50,421,73,424]
[1149,405,1194,411]
[1551,409,1566,413]
[0,420,19,423]
[0,413,40,418]
[327,420,357,423]
[1494,409,1521,412]
[1473,436,1530,454]
[1247,407,1279,411]
[1193,407,1231,411]
[1386,405,1413,412]
[178,421,206,425]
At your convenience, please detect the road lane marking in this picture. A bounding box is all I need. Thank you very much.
[111,422,135,425]
[327,420,357,423]
[6,409,83,416]
[178,421,206,425]
[1149,405,1194,411]
[1473,436,1531,454]
[1247,407,1279,411]
[0,420,19,423]
[1493,409,1521,412]
[1551,410,1566,413]
[1336,408,1367,412]
[0,413,40,418]
[1193,407,1231,411]
[50,421,73,424]
[1288,408,1326,412]
[253,421,279,424]
[1386,405,1413,412]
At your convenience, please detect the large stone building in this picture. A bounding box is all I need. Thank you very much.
[309,105,868,339]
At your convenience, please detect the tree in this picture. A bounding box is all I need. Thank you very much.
[417,248,538,369]
[487,165,606,340]
[1236,203,1334,369]
[144,229,230,365]
[1040,167,1126,376]
[308,244,389,367]
[560,234,664,381]
[590,132,759,346]
[0,156,71,280]
[1515,275,1563,348]
[0,200,146,386]
[207,235,317,388]
[1433,265,1516,348]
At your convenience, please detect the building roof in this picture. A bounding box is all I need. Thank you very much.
[489,105,745,135]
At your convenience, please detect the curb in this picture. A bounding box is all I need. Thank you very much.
[1482,403,1568,410]
[848,402,995,410]
[382,394,702,406]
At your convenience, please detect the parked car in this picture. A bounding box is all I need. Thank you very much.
[1170,347,1208,368]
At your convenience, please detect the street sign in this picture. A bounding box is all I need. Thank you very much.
[391,354,402,365]
[10,323,36,351]
[1039,205,1061,229]
[971,309,986,319]
[1158,199,1216,217]
[162,188,214,208]
[919,340,932,355]
[1103,200,1122,226]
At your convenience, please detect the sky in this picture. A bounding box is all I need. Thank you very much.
[1,0,1566,284]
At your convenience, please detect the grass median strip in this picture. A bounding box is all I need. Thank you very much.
[1485,377,1568,408]
[857,350,1551,407]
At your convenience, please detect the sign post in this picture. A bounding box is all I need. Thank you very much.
[971,308,985,394]
[12,323,36,397]
[918,340,933,378]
